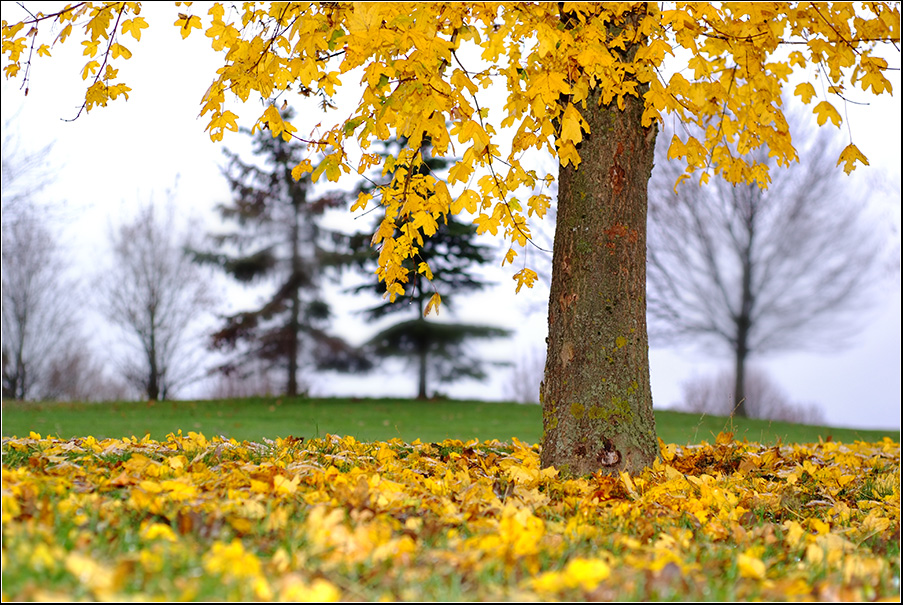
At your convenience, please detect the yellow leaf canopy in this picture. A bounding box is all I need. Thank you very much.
[2,2,898,298]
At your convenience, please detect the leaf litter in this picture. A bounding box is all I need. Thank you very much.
[2,431,899,601]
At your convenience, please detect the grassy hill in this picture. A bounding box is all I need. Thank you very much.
[2,396,897,445]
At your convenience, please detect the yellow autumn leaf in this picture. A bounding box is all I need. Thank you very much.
[274,474,300,495]
[65,552,117,598]
[417,261,434,280]
[836,143,869,174]
[565,557,611,589]
[279,577,342,602]
[110,43,131,60]
[423,292,441,317]
[474,212,500,236]
[311,156,336,183]
[447,160,473,185]
[503,247,518,265]
[513,268,537,293]
[121,17,149,41]
[531,557,611,593]
[620,470,638,499]
[141,522,178,542]
[82,40,100,57]
[203,539,263,579]
[291,159,313,181]
[81,60,100,79]
[737,553,767,580]
[138,479,163,493]
[56,23,73,44]
[559,103,587,145]
[813,100,841,127]
[174,14,202,39]
[377,445,398,463]
[161,479,199,501]
[794,82,817,104]
[810,517,831,535]
[433,180,452,212]
[351,191,372,213]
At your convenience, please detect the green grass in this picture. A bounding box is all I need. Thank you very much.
[2,431,899,601]
[1,396,897,445]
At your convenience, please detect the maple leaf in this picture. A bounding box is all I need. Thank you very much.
[513,268,538,293]
[813,100,842,128]
[451,189,481,214]
[559,103,588,145]
[794,82,817,104]
[836,143,869,174]
[174,14,202,40]
[121,17,149,41]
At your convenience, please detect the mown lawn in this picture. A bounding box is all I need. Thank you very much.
[1,396,897,445]
[2,431,899,600]
[2,398,900,600]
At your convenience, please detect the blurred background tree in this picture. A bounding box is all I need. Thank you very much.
[3,203,81,400]
[98,198,214,401]
[2,127,127,401]
[191,107,370,397]
[347,139,511,400]
[646,114,887,418]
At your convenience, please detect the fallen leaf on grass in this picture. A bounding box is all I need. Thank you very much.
[1,433,898,601]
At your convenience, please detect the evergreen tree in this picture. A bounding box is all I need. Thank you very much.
[349,141,510,399]
[193,108,369,396]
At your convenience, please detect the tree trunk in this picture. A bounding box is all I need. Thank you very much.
[416,295,428,400]
[733,343,748,418]
[287,204,302,398]
[731,210,757,417]
[147,322,160,401]
[540,82,658,476]
[417,336,428,400]
[732,256,754,417]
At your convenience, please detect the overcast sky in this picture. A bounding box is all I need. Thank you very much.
[1,3,900,430]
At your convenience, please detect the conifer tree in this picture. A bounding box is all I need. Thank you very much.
[193,109,369,396]
[348,140,510,399]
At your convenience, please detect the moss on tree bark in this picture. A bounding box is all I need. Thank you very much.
[540,74,659,476]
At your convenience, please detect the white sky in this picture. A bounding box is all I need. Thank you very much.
[1,3,900,430]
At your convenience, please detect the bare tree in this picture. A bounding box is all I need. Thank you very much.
[677,367,826,425]
[1,211,123,401]
[99,200,214,400]
[2,125,128,402]
[1,206,80,399]
[646,115,885,417]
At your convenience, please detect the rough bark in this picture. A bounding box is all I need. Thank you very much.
[733,252,753,417]
[540,82,658,476]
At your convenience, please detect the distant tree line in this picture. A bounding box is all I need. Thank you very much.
[2,131,128,401]
[2,107,891,419]
[2,109,511,402]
